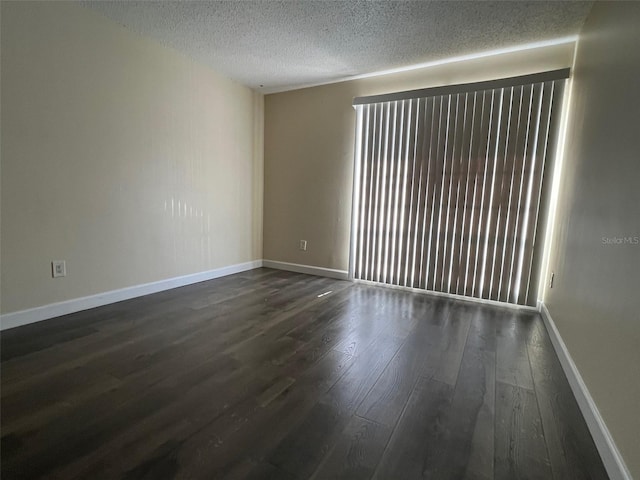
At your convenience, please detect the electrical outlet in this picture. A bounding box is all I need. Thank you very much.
[549,272,555,289]
[52,260,66,278]
[299,240,307,251]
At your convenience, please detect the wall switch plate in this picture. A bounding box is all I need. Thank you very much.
[52,260,66,278]
[299,240,307,251]
[549,272,555,289]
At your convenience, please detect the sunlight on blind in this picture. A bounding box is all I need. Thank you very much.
[351,75,566,306]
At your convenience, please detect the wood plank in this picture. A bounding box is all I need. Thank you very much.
[0,270,318,387]
[218,457,297,480]
[420,312,497,480]
[159,350,355,479]
[2,354,256,479]
[267,334,404,478]
[372,378,454,479]
[495,312,535,390]
[495,381,552,480]
[256,376,296,408]
[241,461,297,480]
[0,269,608,479]
[355,315,443,427]
[329,287,416,356]
[528,323,608,480]
[52,349,354,479]
[3,274,336,436]
[432,303,473,385]
[310,416,392,480]
[0,325,99,362]
[462,312,498,480]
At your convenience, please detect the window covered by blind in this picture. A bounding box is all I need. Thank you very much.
[350,71,567,306]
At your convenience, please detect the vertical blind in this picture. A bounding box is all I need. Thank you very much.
[350,70,567,306]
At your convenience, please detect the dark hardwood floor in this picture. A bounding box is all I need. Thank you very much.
[1,268,608,479]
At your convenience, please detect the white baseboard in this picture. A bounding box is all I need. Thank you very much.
[262,260,349,280]
[538,301,632,480]
[0,260,263,331]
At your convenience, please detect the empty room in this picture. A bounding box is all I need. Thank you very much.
[1,1,638,479]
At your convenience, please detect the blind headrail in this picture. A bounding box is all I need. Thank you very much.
[352,68,570,106]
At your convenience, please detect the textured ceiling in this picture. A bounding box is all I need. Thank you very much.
[81,1,592,93]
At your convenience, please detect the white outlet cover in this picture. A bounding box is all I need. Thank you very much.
[52,260,66,278]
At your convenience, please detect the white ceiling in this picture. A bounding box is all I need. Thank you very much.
[81,1,592,93]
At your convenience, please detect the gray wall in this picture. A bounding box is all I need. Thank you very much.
[544,2,640,477]
[264,43,575,272]
[1,2,264,314]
